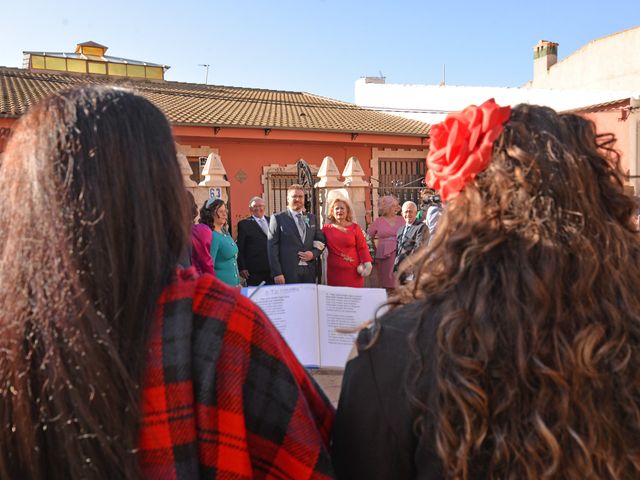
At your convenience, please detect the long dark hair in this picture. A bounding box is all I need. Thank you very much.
[399,105,640,478]
[0,86,188,478]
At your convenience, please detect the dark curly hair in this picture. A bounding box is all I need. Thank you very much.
[199,198,226,230]
[395,104,640,479]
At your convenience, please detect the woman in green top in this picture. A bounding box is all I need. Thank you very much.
[201,198,241,287]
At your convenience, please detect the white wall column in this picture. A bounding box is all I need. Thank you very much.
[341,156,369,230]
[314,155,343,227]
[196,152,230,209]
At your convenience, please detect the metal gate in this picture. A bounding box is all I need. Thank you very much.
[265,160,319,217]
[296,159,318,217]
[266,172,298,214]
[368,157,426,219]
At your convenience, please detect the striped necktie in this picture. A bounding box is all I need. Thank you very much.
[257,217,268,235]
[295,213,306,242]
[401,224,409,244]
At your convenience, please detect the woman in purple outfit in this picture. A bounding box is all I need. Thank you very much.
[367,195,404,290]
[191,198,216,276]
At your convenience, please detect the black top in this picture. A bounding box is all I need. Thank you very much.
[394,219,427,272]
[331,302,443,480]
[236,216,270,273]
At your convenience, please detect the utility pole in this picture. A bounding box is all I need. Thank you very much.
[198,64,210,84]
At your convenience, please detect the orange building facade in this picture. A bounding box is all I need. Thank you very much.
[0,55,430,233]
[567,98,640,194]
[171,125,427,226]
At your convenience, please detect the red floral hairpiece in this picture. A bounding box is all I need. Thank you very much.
[426,98,511,201]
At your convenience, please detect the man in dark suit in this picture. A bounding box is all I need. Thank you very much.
[394,201,427,284]
[268,184,325,284]
[237,196,273,286]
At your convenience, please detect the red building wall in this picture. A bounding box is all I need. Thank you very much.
[583,110,631,174]
[0,118,12,152]
[0,118,428,233]
[173,126,427,231]
[186,139,375,223]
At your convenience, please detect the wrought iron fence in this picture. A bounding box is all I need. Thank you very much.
[367,157,427,219]
[265,160,319,218]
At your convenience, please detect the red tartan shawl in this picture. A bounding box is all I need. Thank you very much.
[139,268,335,479]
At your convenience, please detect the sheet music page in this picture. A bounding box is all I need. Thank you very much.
[317,285,388,368]
[245,283,321,367]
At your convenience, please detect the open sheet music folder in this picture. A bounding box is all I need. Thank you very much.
[242,284,388,368]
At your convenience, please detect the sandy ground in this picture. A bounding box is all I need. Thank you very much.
[309,368,344,406]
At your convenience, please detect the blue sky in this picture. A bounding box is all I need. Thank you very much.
[1,0,638,102]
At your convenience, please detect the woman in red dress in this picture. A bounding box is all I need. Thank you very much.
[322,195,372,287]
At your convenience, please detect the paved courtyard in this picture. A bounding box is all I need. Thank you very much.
[309,368,344,406]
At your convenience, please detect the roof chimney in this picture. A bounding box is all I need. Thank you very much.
[533,40,558,82]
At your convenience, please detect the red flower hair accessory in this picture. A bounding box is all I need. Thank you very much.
[426,98,511,201]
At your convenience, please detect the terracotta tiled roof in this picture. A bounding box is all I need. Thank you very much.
[0,67,431,136]
[563,97,630,114]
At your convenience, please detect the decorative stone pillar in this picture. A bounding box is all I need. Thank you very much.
[177,151,204,220]
[314,156,343,227]
[315,155,343,189]
[178,152,197,188]
[198,152,231,204]
[342,156,369,230]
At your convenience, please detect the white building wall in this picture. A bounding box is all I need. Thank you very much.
[355,26,640,125]
[354,78,632,124]
[529,26,640,90]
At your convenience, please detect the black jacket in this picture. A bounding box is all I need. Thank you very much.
[394,219,427,272]
[331,302,443,479]
[237,216,270,274]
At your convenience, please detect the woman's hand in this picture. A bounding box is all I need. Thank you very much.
[357,262,372,277]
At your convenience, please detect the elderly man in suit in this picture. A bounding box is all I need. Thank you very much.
[394,200,427,284]
[237,196,272,286]
[268,184,325,284]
